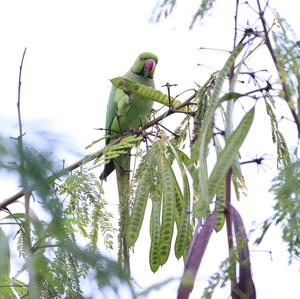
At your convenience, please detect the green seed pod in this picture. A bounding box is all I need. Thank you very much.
[149,196,161,272]
[126,172,150,248]
[157,154,176,265]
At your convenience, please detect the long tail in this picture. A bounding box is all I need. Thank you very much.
[99,160,115,180]
[115,153,131,275]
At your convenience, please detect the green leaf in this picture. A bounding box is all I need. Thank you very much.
[149,195,161,273]
[213,136,225,231]
[264,98,290,166]
[0,277,15,299]
[208,107,255,203]
[220,92,243,103]
[11,279,27,298]
[192,42,246,214]
[111,77,186,110]
[166,140,191,259]
[126,170,151,248]
[190,0,218,28]
[0,228,10,278]
[104,135,142,156]
[270,160,300,263]
[127,146,161,248]
[157,143,176,266]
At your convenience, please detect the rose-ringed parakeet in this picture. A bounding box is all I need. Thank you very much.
[100,52,158,273]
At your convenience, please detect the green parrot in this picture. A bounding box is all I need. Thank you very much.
[100,52,158,274]
[100,52,158,182]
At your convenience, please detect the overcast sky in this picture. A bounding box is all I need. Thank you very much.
[0,1,299,298]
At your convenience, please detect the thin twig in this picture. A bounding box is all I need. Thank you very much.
[0,147,104,209]
[17,48,31,215]
[233,0,240,49]
[162,82,177,107]
[144,92,196,130]
[16,49,35,282]
[256,0,300,138]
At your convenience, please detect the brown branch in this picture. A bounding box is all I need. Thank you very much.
[1,91,196,210]
[143,92,196,130]
[224,168,238,299]
[17,48,27,142]
[16,48,36,293]
[0,147,105,209]
[16,48,32,215]
[177,211,216,299]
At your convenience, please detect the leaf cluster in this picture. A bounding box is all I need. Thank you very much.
[269,160,300,265]
[0,140,130,298]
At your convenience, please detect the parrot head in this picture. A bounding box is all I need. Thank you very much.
[131,52,158,79]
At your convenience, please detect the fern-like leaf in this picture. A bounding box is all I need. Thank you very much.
[264,97,291,166]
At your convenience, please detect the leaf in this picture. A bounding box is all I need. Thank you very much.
[192,42,246,214]
[264,97,290,166]
[0,277,15,299]
[103,135,142,162]
[11,279,27,298]
[111,77,187,110]
[166,140,191,259]
[220,92,243,103]
[269,160,300,263]
[0,228,10,278]
[272,14,300,111]
[190,0,218,28]
[151,0,176,23]
[59,168,114,251]
[207,107,255,204]
[212,136,225,231]
[85,136,106,150]
[126,169,151,247]
[192,76,211,143]
[157,145,176,266]
[149,194,161,273]
[127,145,161,248]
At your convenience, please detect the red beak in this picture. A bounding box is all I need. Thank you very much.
[145,59,156,73]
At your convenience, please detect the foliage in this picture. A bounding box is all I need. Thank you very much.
[269,160,300,264]
[272,14,300,118]
[1,0,300,298]
[59,168,114,251]
[189,0,218,29]
[0,141,130,298]
[151,0,218,28]
[151,0,176,22]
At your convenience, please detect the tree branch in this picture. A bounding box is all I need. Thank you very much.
[16,48,31,214]
[224,168,238,299]
[256,0,300,138]
[0,91,196,209]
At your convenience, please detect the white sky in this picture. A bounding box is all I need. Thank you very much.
[0,0,299,298]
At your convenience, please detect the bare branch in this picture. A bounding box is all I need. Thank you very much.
[16,48,32,216]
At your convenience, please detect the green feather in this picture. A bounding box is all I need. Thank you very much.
[100,52,158,274]
[100,52,158,180]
